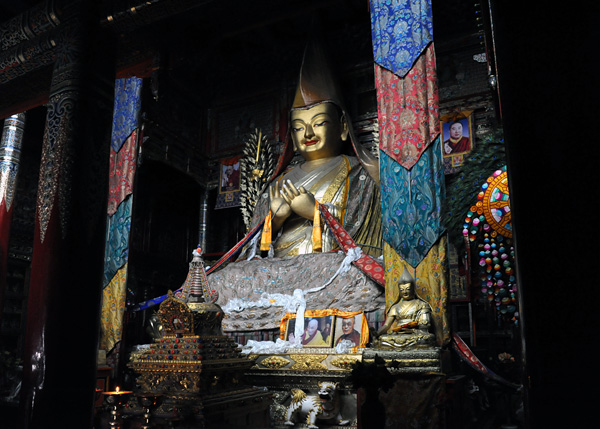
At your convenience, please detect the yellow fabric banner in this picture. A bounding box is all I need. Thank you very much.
[100,263,128,352]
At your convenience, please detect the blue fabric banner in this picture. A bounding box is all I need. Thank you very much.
[103,194,132,287]
[110,77,143,152]
[370,0,433,77]
[380,136,445,267]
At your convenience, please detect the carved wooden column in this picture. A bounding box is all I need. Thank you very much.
[0,113,26,321]
[19,1,115,427]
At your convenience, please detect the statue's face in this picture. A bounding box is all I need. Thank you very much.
[399,282,415,300]
[290,103,347,161]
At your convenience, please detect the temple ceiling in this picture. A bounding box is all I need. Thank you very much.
[0,0,480,118]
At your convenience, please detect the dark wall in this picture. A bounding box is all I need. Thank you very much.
[493,1,598,426]
[129,160,200,308]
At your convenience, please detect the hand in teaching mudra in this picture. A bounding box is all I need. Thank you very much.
[281,180,315,220]
[269,180,316,229]
[269,180,292,221]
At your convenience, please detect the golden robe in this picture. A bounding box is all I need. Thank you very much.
[252,154,382,258]
[301,330,327,346]
[387,298,432,330]
[210,155,385,333]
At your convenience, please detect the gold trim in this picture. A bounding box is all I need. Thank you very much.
[289,354,327,371]
[260,355,291,369]
[330,356,361,370]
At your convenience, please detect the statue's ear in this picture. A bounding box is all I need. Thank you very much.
[340,113,349,142]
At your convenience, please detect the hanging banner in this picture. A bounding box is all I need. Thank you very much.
[375,44,439,170]
[107,129,139,216]
[100,263,128,352]
[100,76,143,351]
[370,0,434,78]
[103,194,133,287]
[380,137,445,268]
[110,78,143,152]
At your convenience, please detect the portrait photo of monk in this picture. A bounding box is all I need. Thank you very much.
[333,314,364,348]
[285,315,334,348]
[220,160,241,193]
[442,117,473,156]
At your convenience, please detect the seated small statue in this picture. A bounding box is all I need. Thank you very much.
[373,268,435,350]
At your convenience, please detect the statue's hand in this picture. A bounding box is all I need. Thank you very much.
[281,180,316,220]
[269,181,292,222]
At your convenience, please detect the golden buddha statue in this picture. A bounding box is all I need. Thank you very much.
[250,35,381,258]
[208,36,385,333]
[373,268,435,350]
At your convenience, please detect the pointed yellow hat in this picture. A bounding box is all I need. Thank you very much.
[292,35,345,110]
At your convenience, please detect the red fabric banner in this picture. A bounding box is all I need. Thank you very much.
[107,129,138,216]
[375,43,440,170]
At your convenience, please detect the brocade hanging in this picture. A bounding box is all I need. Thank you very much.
[103,194,132,287]
[110,77,143,152]
[101,77,143,351]
[370,0,433,78]
[375,44,439,169]
[107,129,139,216]
[380,137,445,268]
[100,263,128,352]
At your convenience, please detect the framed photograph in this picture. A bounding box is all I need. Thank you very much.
[281,310,335,348]
[441,111,474,174]
[442,116,473,156]
[215,156,242,209]
[280,309,369,348]
[219,158,241,193]
[332,311,369,348]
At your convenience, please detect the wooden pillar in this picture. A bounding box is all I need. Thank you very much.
[0,113,26,322]
[19,1,115,427]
